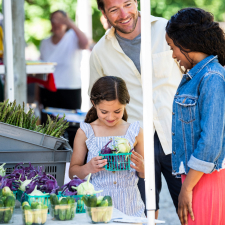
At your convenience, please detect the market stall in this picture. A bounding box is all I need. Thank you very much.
[0,162,163,225]
[0,96,161,224]
[1,0,156,224]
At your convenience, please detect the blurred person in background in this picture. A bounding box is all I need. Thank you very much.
[36,10,88,122]
[100,15,112,30]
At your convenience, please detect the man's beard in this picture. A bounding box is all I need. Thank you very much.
[107,10,139,34]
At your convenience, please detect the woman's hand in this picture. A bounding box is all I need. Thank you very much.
[178,186,194,225]
[130,151,145,176]
[51,13,73,28]
[86,156,107,174]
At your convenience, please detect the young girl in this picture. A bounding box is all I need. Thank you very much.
[69,76,145,217]
[166,8,225,225]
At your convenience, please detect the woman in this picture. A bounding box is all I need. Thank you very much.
[166,8,225,225]
[37,10,88,114]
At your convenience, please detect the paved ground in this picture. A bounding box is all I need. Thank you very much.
[158,176,180,225]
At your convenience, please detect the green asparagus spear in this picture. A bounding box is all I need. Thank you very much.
[19,109,23,127]
[0,99,9,121]
[51,124,64,137]
[16,111,21,127]
[45,120,53,135]
[22,112,27,128]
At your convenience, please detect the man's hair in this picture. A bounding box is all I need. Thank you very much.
[96,0,137,12]
[96,0,105,11]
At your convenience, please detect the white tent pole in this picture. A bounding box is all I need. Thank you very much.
[76,0,92,112]
[140,0,155,224]
[3,0,14,102]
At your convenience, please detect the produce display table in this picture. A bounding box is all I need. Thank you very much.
[8,208,147,225]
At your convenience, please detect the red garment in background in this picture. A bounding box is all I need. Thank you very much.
[27,73,57,92]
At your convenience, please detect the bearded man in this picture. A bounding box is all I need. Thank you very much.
[89,0,182,218]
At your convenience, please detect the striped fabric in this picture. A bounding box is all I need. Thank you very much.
[80,121,145,217]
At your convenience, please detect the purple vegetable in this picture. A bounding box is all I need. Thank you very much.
[61,177,85,196]
[0,175,3,186]
[25,172,60,195]
[100,139,132,170]
[6,162,41,185]
[0,176,18,191]
[100,139,113,154]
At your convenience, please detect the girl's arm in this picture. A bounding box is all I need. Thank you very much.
[131,128,145,178]
[69,128,107,179]
[178,169,204,225]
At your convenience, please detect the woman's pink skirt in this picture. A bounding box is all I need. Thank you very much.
[181,169,225,225]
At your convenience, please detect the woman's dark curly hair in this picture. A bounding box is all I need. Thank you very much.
[166,8,225,66]
[85,76,130,123]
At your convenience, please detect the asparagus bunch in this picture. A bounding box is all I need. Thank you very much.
[0,99,69,138]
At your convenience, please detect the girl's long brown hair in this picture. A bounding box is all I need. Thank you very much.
[85,76,130,123]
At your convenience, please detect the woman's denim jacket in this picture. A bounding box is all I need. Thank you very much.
[172,55,225,175]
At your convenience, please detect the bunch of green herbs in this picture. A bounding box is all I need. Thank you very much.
[0,99,69,138]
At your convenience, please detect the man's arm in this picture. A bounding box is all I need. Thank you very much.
[89,49,105,95]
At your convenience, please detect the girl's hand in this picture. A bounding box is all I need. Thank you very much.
[87,156,107,174]
[178,186,194,225]
[130,151,145,175]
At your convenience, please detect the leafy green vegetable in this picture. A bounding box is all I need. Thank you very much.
[41,205,48,224]
[23,209,33,225]
[72,173,103,195]
[0,163,6,177]
[0,200,4,222]
[2,187,12,197]
[31,202,39,209]
[3,196,15,223]
[96,196,104,206]
[81,195,90,207]
[23,205,31,211]
[99,199,108,207]
[103,196,112,207]
[28,185,49,197]
[59,198,68,205]
[114,137,131,153]
[50,194,59,205]
[4,196,15,207]
[33,204,42,224]
[89,195,97,207]
[22,201,30,208]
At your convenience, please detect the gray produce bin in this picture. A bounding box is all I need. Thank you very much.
[0,149,72,164]
[0,122,70,151]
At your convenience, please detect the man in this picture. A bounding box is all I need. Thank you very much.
[89,0,182,218]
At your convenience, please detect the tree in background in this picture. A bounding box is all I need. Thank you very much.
[0,0,224,50]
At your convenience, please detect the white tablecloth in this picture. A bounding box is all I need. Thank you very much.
[8,208,165,225]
